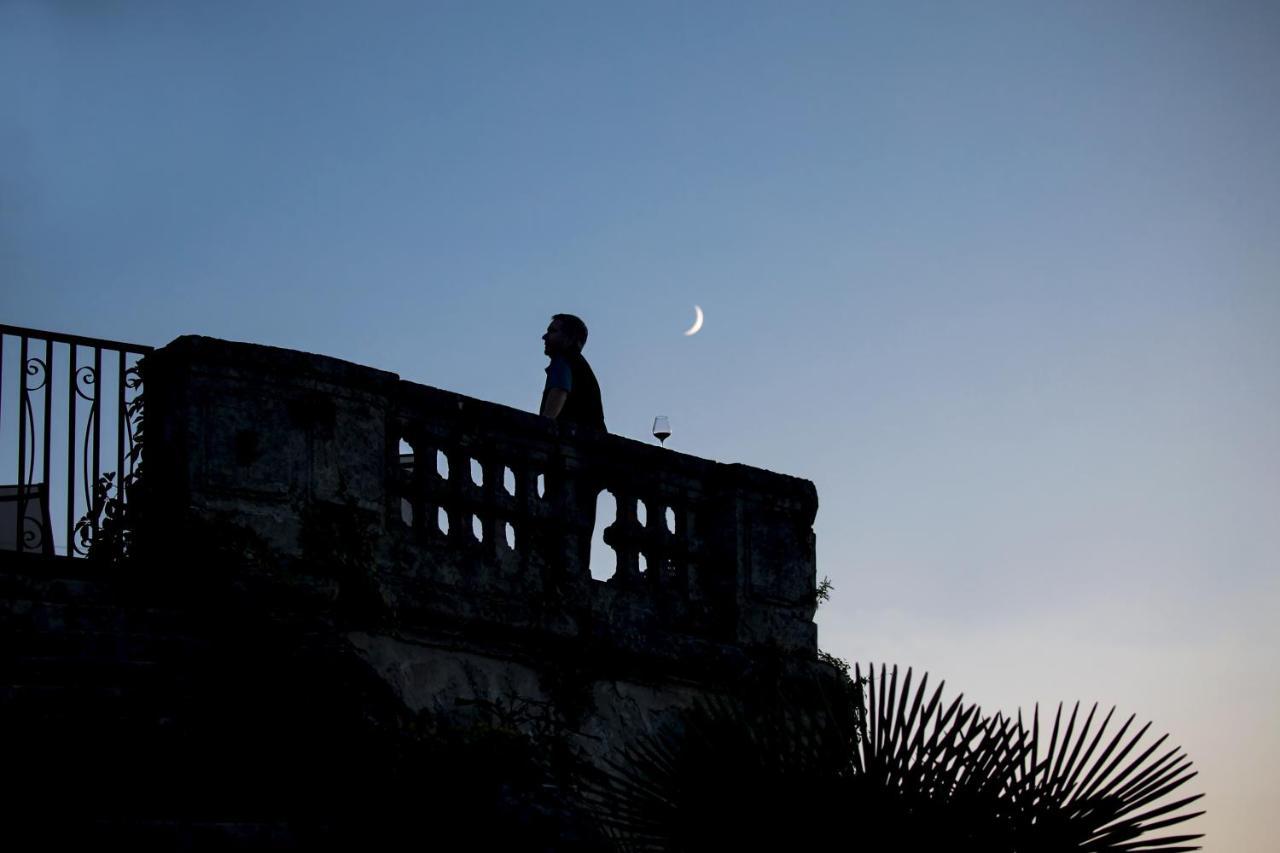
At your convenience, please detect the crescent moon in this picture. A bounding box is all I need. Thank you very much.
[684,305,704,336]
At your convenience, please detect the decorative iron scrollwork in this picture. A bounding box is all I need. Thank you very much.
[20,357,48,486]
[75,364,98,401]
[2,324,153,558]
[24,356,48,392]
[23,514,45,551]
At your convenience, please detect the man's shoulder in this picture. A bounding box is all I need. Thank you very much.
[545,355,573,388]
[569,352,598,374]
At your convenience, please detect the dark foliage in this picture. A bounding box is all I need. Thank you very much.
[585,663,1203,852]
[74,361,146,564]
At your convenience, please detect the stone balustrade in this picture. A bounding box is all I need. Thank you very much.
[146,336,818,659]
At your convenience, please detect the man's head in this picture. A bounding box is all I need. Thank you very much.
[543,313,588,356]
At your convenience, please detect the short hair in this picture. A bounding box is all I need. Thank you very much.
[551,313,589,350]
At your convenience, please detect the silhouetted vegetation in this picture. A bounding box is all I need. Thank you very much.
[583,663,1204,852]
[74,361,146,564]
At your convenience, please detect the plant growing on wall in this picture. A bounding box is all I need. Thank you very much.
[74,362,145,565]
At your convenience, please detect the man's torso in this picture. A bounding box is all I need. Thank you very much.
[543,352,605,431]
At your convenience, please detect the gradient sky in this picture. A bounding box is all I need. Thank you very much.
[3,2,1277,848]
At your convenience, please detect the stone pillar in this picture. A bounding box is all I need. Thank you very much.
[145,336,398,560]
[710,464,819,654]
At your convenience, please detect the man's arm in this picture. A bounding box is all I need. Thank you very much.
[541,355,572,419]
[541,388,568,419]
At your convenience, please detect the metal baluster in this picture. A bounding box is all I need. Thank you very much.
[67,344,77,555]
[16,335,28,553]
[40,339,53,554]
[0,335,5,548]
[92,346,101,513]
[116,349,126,495]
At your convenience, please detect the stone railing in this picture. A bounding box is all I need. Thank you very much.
[145,336,818,658]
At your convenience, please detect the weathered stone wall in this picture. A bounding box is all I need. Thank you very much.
[144,335,825,763]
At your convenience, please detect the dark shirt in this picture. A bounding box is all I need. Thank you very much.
[543,352,605,431]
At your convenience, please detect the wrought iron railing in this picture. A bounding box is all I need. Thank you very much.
[0,324,151,557]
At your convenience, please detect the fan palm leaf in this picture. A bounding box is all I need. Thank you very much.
[582,663,1204,852]
[1011,701,1205,851]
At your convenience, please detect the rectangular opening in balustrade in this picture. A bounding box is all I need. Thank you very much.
[503,467,515,496]
[665,507,676,534]
[396,443,415,528]
[470,458,483,487]
[437,507,449,535]
[436,450,449,480]
[504,522,515,551]
[472,514,483,542]
[589,489,617,582]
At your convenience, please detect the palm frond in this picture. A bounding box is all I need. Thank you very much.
[1011,700,1204,851]
[582,663,1204,852]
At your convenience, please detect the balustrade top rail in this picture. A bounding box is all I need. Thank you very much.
[0,323,151,557]
[0,324,156,355]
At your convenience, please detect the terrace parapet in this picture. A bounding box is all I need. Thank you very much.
[145,336,818,661]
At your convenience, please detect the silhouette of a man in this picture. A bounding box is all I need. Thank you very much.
[539,313,605,578]
[540,314,605,432]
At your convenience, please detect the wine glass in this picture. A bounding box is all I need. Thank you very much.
[652,416,671,446]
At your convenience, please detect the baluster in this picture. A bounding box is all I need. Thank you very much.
[445,447,470,544]
[66,344,77,554]
[115,348,125,495]
[16,335,28,552]
[418,442,439,539]
[560,467,589,580]
[419,443,446,538]
[640,496,660,588]
[91,346,101,512]
[673,503,695,596]
[42,340,53,552]
[481,458,503,555]
[513,465,539,557]
[610,490,639,583]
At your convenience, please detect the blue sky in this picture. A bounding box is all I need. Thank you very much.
[3,2,1277,847]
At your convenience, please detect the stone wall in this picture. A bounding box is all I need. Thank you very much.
[144,335,825,760]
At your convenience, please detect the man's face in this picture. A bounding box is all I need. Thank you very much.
[543,319,572,356]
